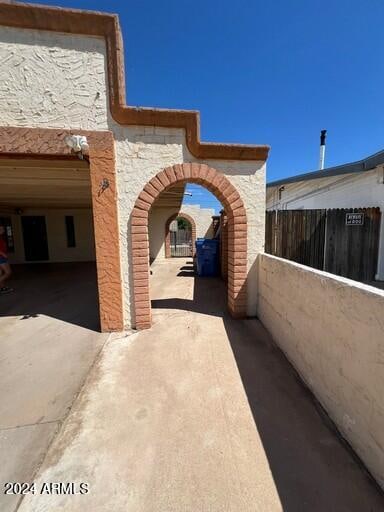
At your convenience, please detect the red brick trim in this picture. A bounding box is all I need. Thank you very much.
[164,212,197,258]
[0,2,270,161]
[220,211,228,280]
[132,163,247,329]
[0,126,123,333]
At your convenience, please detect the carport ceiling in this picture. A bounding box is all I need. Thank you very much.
[0,158,91,209]
[152,183,186,209]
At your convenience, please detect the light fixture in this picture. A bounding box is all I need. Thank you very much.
[64,135,89,159]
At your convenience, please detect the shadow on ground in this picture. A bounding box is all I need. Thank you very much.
[151,260,224,316]
[0,262,101,331]
[151,260,384,511]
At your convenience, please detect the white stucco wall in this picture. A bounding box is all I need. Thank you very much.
[0,28,109,130]
[6,209,96,264]
[267,169,384,279]
[148,208,171,262]
[148,204,215,261]
[178,204,215,239]
[258,253,384,488]
[0,26,266,327]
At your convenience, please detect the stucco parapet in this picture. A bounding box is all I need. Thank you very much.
[0,1,269,161]
[261,253,384,298]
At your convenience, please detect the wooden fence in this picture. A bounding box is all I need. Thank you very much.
[265,208,381,281]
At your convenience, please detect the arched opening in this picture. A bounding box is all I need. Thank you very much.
[165,213,196,258]
[131,163,247,330]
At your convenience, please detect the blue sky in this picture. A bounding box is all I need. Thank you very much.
[183,184,222,214]
[27,0,384,211]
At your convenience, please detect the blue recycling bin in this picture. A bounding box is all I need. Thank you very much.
[195,238,205,254]
[195,238,219,277]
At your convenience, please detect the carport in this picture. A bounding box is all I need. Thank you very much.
[0,141,121,512]
[0,151,116,512]
[0,156,100,329]
[0,127,123,333]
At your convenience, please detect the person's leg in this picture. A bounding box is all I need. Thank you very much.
[0,262,12,287]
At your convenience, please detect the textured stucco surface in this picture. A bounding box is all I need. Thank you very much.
[178,204,215,239]
[0,27,108,130]
[149,204,214,261]
[258,253,384,488]
[0,27,266,328]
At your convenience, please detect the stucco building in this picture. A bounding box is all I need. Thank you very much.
[0,2,269,332]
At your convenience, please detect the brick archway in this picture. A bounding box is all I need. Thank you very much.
[165,212,197,258]
[131,163,247,330]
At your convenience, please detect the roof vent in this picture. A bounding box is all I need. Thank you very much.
[319,130,327,170]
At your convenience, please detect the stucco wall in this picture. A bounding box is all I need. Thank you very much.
[0,27,109,130]
[178,204,215,239]
[7,209,96,264]
[258,253,384,488]
[0,27,266,327]
[148,204,215,261]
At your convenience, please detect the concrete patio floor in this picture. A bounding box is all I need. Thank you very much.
[0,263,107,512]
[15,259,384,511]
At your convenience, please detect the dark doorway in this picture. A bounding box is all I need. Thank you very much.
[21,216,49,261]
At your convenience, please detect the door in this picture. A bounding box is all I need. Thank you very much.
[21,216,49,261]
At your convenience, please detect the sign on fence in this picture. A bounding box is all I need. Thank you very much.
[346,213,364,226]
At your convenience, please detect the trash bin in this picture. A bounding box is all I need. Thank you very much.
[195,238,219,276]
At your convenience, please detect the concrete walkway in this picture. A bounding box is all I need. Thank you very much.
[0,263,107,512]
[17,259,384,511]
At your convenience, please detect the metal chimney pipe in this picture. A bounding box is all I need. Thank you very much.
[319,129,327,170]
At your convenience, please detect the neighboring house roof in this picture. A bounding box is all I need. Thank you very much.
[267,149,384,188]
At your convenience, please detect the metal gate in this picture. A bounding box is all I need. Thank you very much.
[170,229,192,257]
